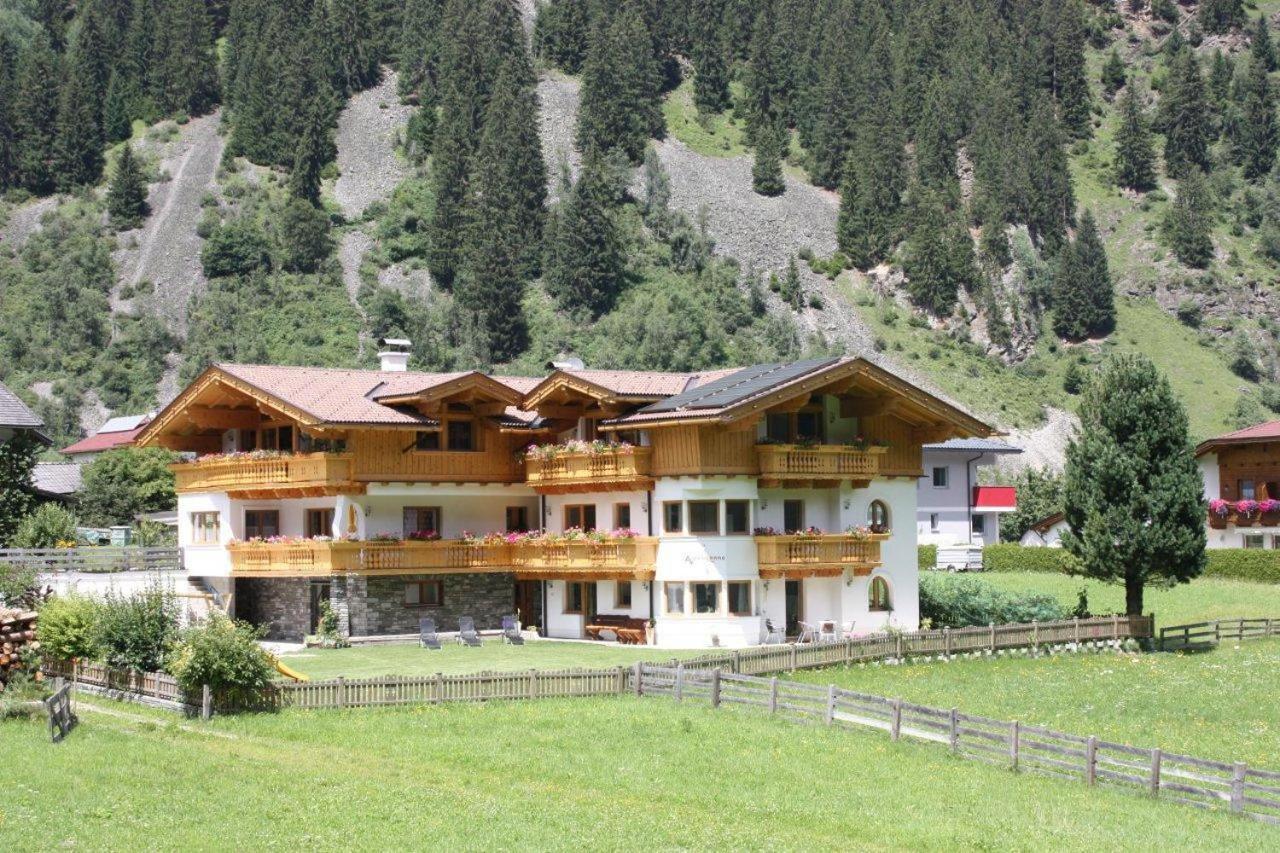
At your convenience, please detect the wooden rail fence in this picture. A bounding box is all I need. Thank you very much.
[1159,618,1279,652]
[638,665,1280,826]
[0,547,181,573]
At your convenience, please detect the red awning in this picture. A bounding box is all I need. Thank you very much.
[972,486,1017,512]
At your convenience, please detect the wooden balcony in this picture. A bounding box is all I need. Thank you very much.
[754,534,887,580]
[226,537,658,579]
[756,445,886,488]
[1208,508,1280,530]
[173,453,361,498]
[525,448,654,494]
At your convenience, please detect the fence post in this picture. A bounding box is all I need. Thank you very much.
[1031,620,1038,656]
[731,649,740,674]
[633,661,643,696]
[769,677,778,715]
[201,684,212,721]
[1073,616,1080,646]
[790,643,797,671]
[616,665,625,695]
[435,671,445,704]
[1111,613,1119,642]
[943,627,951,658]
[895,632,903,660]
[948,708,959,751]
[337,676,347,710]
[891,698,902,741]
[675,663,684,702]
[711,668,722,708]
[1214,620,1221,645]
[1009,720,1020,771]
[529,669,538,700]
[989,622,996,653]
[1231,763,1248,814]
[1085,736,1097,785]
[1149,748,1162,798]
[825,684,836,725]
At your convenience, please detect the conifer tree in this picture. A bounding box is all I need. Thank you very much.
[836,95,904,270]
[425,92,473,289]
[691,0,730,114]
[1101,48,1126,99]
[534,0,591,74]
[102,73,133,143]
[53,10,110,188]
[1052,210,1114,340]
[1062,354,1206,615]
[1020,102,1076,253]
[751,119,785,197]
[396,0,442,100]
[149,0,219,116]
[278,196,332,273]
[1053,0,1091,138]
[543,150,625,317]
[1208,49,1234,110]
[914,77,958,194]
[779,256,802,310]
[107,143,149,228]
[902,184,977,316]
[1163,169,1215,268]
[1161,50,1212,178]
[1231,56,1278,181]
[288,100,333,205]
[576,9,661,163]
[1114,84,1157,192]
[1200,0,1245,35]
[11,35,59,194]
[327,0,380,95]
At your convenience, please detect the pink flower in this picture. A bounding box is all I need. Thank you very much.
[1236,499,1260,516]
[1209,499,1230,516]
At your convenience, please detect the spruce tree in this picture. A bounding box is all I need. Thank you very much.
[902,184,977,316]
[779,256,802,310]
[1052,210,1114,340]
[396,0,443,100]
[691,0,730,114]
[12,34,59,194]
[751,119,785,197]
[533,0,591,74]
[149,0,219,116]
[1101,49,1126,99]
[1114,84,1157,192]
[1162,50,1212,179]
[836,94,904,270]
[1199,0,1245,35]
[53,10,110,188]
[1020,102,1076,253]
[288,99,333,205]
[1208,49,1234,108]
[425,90,473,289]
[1231,56,1278,181]
[107,143,149,228]
[543,150,625,317]
[1253,15,1277,73]
[1053,0,1092,138]
[576,9,661,163]
[1163,169,1215,268]
[1062,354,1206,615]
[278,196,332,273]
[914,77,957,194]
[327,0,380,95]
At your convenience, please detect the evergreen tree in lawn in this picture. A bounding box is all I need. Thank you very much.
[1162,49,1212,179]
[1252,14,1277,73]
[1163,168,1215,268]
[576,9,660,163]
[1052,210,1114,341]
[1062,354,1206,616]
[1113,83,1156,192]
[1053,0,1091,138]
[396,0,443,100]
[836,94,904,270]
[543,149,625,318]
[1101,48,1126,99]
[691,0,730,114]
[12,34,59,194]
[1200,0,1245,35]
[751,117,785,197]
[902,183,977,317]
[53,9,111,188]
[1230,55,1278,181]
[1020,101,1075,253]
[108,143,149,228]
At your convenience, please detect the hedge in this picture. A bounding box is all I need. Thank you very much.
[981,543,1077,574]
[917,545,937,570]
[1204,549,1280,584]
[971,544,1279,583]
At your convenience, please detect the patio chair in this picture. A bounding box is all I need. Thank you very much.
[502,615,525,646]
[797,621,819,644]
[764,619,785,645]
[818,620,838,643]
[419,617,441,650]
[456,616,482,647]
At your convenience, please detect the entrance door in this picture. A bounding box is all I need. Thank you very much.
[309,580,332,633]
[514,580,542,632]
[585,582,599,622]
[784,580,802,638]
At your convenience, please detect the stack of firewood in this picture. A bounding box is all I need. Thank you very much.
[0,609,40,690]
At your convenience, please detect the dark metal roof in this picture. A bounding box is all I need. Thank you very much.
[0,381,43,429]
[924,438,1022,454]
[638,357,841,415]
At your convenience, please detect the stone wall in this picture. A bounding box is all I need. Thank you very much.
[235,577,311,640]
[356,572,515,636]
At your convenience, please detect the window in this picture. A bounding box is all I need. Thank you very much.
[1273,535,1280,550]
[613,503,631,530]
[403,507,442,538]
[1239,480,1257,500]
[692,582,721,614]
[867,500,890,533]
[616,581,632,608]
[244,509,280,539]
[414,430,440,451]
[783,500,804,533]
[564,582,585,614]
[305,508,334,538]
[727,581,751,616]
[795,411,823,442]
[929,513,940,533]
[932,466,949,488]
[869,576,892,611]
[688,501,720,535]
[663,501,683,534]
[564,504,597,531]
[191,512,220,545]
[972,514,986,535]
[298,433,346,453]
[404,580,443,608]
[240,428,258,451]
[663,582,685,614]
[506,506,529,533]
[766,413,791,443]
[1267,482,1280,501]
[725,500,750,534]
[447,420,474,451]
[258,425,294,452]
[1244,534,1265,549]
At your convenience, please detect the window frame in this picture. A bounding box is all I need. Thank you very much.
[446,419,475,451]
[244,509,280,540]
[305,508,334,539]
[662,501,683,534]
[191,511,220,545]
[691,581,722,615]
[615,581,632,609]
[403,506,443,538]
[724,500,750,535]
[564,581,585,615]
[404,579,444,608]
[727,581,752,616]
[929,513,940,533]
[564,504,597,532]
[414,430,441,451]
[663,581,686,615]
[971,514,986,535]
[868,500,890,533]
[688,500,721,535]
[613,502,631,530]
[1243,534,1265,550]
[869,576,892,612]
[932,466,949,488]
[783,499,805,533]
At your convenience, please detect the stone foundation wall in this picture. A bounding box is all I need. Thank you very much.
[356,572,515,636]
[234,578,311,640]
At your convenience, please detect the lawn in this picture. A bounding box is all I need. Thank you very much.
[2,696,1272,850]
[277,640,705,681]
[793,639,1280,768]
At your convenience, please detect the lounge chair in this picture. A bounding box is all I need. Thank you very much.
[419,617,441,650]
[502,615,525,645]
[456,616,482,647]
[797,621,819,644]
[764,619,785,645]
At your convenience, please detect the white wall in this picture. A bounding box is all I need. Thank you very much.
[840,478,918,632]
[916,451,1006,546]
[362,484,538,539]
[177,492,234,575]
[543,489,650,534]
[1020,521,1067,548]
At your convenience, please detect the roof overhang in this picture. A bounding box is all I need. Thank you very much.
[521,370,666,412]
[1194,435,1280,458]
[373,371,527,417]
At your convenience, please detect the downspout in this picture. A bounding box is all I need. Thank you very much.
[540,493,548,636]
[965,453,983,546]
[646,490,655,621]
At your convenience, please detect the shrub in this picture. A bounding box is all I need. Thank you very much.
[0,563,40,607]
[12,503,78,548]
[920,573,1068,628]
[982,543,1077,574]
[96,585,180,672]
[1203,549,1280,584]
[200,218,272,278]
[169,615,275,706]
[918,544,937,570]
[37,594,100,662]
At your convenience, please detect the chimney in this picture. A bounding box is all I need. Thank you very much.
[547,355,585,371]
[378,338,411,372]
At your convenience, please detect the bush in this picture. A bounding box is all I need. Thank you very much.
[12,503,78,548]
[169,615,275,706]
[37,594,100,662]
[200,218,272,278]
[1203,549,1280,584]
[918,544,937,570]
[0,563,40,607]
[96,585,180,672]
[982,543,1077,574]
[920,573,1068,628]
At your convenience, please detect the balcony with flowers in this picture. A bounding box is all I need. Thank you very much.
[173,450,359,498]
[1209,498,1280,529]
[755,436,888,487]
[753,525,888,579]
[524,440,654,494]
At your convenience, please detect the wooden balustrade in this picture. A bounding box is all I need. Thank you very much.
[754,534,886,579]
[173,453,359,498]
[756,444,885,486]
[1208,507,1280,529]
[511,538,658,580]
[525,448,654,493]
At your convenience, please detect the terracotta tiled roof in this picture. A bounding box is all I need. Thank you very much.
[62,426,148,455]
[1195,420,1280,456]
[559,369,703,397]
[218,364,449,425]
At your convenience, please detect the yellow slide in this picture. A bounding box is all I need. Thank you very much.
[272,657,310,682]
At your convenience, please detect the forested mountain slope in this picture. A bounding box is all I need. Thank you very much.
[1,0,1278,462]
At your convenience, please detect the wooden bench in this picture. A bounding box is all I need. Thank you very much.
[585,615,648,645]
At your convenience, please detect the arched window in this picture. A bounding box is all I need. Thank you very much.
[867,500,890,533]
[869,576,892,612]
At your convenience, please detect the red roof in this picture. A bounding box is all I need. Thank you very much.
[61,426,147,455]
[1196,420,1280,456]
[972,486,1017,511]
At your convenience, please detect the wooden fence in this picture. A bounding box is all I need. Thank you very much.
[43,659,189,710]
[1159,618,1279,652]
[638,665,1280,826]
[0,547,181,573]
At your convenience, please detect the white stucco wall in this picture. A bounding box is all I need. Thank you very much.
[915,451,1007,547]
[543,489,650,534]
[1020,521,1068,548]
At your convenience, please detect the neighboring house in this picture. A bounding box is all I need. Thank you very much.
[1020,512,1068,548]
[917,439,1022,547]
[136,350,997,646]
[61,413,153,462]
[1196,420,1280,550]
[32,461,83,502]
[0,380,49,447]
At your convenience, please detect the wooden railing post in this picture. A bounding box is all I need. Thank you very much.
[529,669,538,700]
[890,698,902,741]
[948,708,959,751]
[1085,736,1097,785]
[435,671,445,704]
[633,661,643,696]
[1214,620,1221,645]
[711,668,722,708]
[943,627,951,658]
[1231,763,1247,814]
[732,649,741,674]
[1009,721,1020,771]
[1073,617,1080,646]
[1111,613,1119,642]
[201,684,212,721]
[675,663,685,702]
[1149,748,1162,798]
[790,643,797,671]
[825,684,836,725]
[337,676,347,709]
[1030,620,1038,655]
[989,622,996,653]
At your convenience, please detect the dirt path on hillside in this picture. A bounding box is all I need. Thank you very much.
[334,71,413,220]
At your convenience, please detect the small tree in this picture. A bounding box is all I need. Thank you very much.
[1101,49,1126,98]
[96,583,180,672]
[169,615,275,706]
[1061,355,1206,615]
[12,503,79,548]
[107,144,149,228]
[37,594,101,662]
[1113,84,1156,191]
[0,431,40,547]
[751,120,785,197]
[78,447,178,527]
[1163,169,1215,268]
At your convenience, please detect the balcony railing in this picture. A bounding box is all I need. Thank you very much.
[756,445,886,484]
[525,448,654,493]
[1208,508,1280,530]
[173,453,358,497]
[754,534,886,579]
[226,537,659,579]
